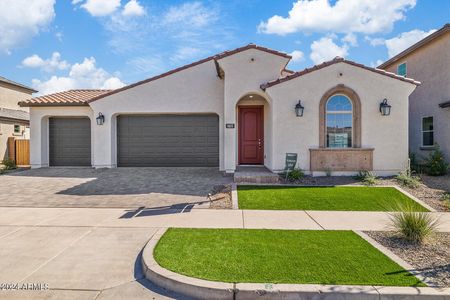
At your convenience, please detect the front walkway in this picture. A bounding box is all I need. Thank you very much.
[0,206,448,299]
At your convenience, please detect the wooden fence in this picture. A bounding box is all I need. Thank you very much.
[7,137,30,166]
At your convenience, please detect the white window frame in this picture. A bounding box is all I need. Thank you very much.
[397,62,407,77]
[325,93,353,148]
[421,116,434,147]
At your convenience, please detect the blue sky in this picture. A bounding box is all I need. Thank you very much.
[0,0,448,95]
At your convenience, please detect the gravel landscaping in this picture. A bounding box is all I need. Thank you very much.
[366,231,450,287]
[208,184,232,209]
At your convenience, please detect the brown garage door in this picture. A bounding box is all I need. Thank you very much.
[49,117,91,166]
[117,115,219,167]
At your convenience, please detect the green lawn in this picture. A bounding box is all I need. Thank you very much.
[154,228,424,286]
[238,186,428,211]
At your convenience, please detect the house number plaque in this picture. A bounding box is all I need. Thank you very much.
[226,123,235,128]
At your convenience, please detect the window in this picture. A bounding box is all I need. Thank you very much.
[14,125,21,134]
[326,95,353,148]
[397,62,407,77]
[422,117,434,147]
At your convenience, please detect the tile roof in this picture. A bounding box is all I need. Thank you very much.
[0,108,30,122]
[0,76,37,93]
[18,89,112,107]
[378,23,450,69]
[86,44,291,103]
[260,57,421,90]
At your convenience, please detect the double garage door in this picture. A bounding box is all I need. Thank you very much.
[117,115,219,167]
[48,115,219,167]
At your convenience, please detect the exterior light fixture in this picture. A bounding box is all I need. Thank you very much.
[96,112,105,125]
[379,99,391,116]
[295,100,304,117]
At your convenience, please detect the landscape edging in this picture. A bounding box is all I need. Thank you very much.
[141,228,450,300]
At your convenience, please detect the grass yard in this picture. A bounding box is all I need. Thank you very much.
[238,186,428,211]
[154,228,424,286]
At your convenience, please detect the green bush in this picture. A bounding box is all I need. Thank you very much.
[442,193,450,211]
[355,171,378,186]
[396,170,420,189]
[1,158,16,170]
[287,168,304,181]
[425,145,449,176]
[390,203,439,244]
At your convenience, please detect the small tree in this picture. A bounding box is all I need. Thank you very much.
[425,145,448,176]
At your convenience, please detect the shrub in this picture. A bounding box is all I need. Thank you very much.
[355,170,378,186]
[1,158,16,170]
[442,193,450,211]
[396,170,420,189]
[390,203,439,244]
[287,168,304,181]
[425,145,449,176]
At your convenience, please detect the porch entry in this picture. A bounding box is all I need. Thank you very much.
[238,106,264,165]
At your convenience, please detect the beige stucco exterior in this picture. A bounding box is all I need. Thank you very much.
[382,31,450,162]
[28,47,417,176]
[0,82,33,160]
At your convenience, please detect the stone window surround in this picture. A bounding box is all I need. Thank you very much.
[319,84,362,148]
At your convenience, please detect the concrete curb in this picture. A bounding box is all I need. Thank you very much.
[393,185,436,212]
[142,228,450,300]
[231,183,239,210]
[354,230,433,286]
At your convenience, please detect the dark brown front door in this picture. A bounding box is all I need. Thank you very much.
[239,106,264,164]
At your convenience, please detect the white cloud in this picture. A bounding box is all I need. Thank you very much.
[0,0,55,53]
[310,37,349,65]
[163,2,218,27]
[342,33,357,47]
[258,0,416,35]
[171,47,205,63]
[289,50,304,63]
[80,0,121,17]
[122,0,145,17]
[22,52,70,72]
[385,28,436,58]
[365,36,385,46]
[31,57,125,94]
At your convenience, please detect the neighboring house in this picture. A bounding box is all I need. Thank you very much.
[0,76,36,160]
[378,24,450,162]
[20,44,419,176]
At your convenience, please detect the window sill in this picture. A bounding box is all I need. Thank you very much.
[420,146,435,151]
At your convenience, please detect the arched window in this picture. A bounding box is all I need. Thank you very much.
[326,94,353,148]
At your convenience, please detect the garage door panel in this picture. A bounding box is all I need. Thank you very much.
[49,118,91,167]
[117,115,219,167]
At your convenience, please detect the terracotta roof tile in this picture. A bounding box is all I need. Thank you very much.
[19,89,112,107]
[87,44,291,103]
[260,57,421,90]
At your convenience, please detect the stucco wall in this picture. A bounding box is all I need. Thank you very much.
[29,106,94,168]
[383,33,450,161]
[217,49,289,172]
[266,62,416,176]
[0,83,33,161]
[89,59,225,169]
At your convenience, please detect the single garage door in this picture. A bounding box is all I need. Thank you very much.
[117,115,219,167]
[49,117,91,166]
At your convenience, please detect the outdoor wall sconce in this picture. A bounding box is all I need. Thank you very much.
[96,112,105,125]
[295,100,304,117]
[379,99,392,116]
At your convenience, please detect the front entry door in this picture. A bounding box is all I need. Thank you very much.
[239,106,264,164]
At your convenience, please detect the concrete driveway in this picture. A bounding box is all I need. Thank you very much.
[0,167,232,208]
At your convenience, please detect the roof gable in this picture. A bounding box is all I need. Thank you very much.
[0,76,37,93]
[378,23,450,69]
[87,44,291,103]
[261,57,420,90]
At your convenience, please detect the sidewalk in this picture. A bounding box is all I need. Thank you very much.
[0,206,449,231]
